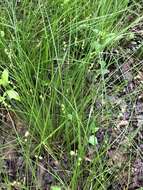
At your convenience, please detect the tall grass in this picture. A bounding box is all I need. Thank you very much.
[0,0,142,189]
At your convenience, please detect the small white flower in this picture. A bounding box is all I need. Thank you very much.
[61,104,65,112]
[4,48,12,59]
[39,156,43,160]
[78,157,82,162]
[24,131,30,137]
[35,155,38,158]
[70,150,77,156]
[39,94,44,101]
[77,157,82,166]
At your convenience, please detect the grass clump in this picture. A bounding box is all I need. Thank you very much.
[0,0,143,189]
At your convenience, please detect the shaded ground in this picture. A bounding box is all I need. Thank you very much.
[95,24,143,189]
[0,111,70,189]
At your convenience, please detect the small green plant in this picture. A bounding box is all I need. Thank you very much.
[88,121,99,146]
[0,69,20,106]
[88,135,98,146]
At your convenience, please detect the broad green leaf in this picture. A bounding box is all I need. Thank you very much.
[0,96,5,102]
[6,89,20,101]
[0,69,9,87]
[90,122,99,133]
[67,114,73,120]
[88,135,98,146]
[51,186,61,190]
